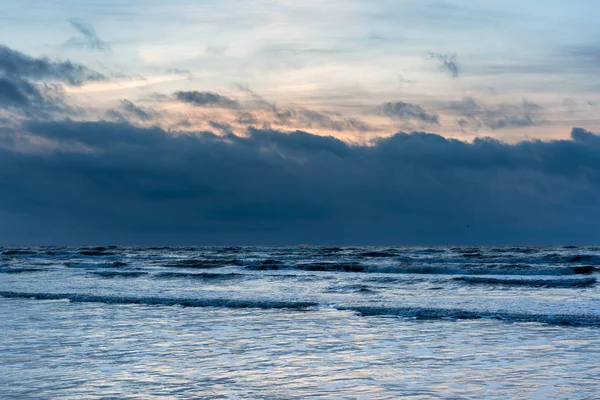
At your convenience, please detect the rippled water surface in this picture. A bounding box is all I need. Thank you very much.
[1,246,599,399]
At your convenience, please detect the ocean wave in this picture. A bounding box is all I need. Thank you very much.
[0,291,317,310]
[2,249,38,256]
[567,255,600,264]
[489,247,539,254]
[247,263,597,276]
[384,254,600,265]
[246,261,367,272]
[2,291,597,328]
[0,268,45,274]
[453,276,597,288]
[65,261,127,269]
[342,306,600,327]
[89,271,148,278]
[360,251,397,258]
[163,259,240,269]
[325,284,378,294]
[410,248,447,254]
[394,265,597,276]
[154,272,246,281]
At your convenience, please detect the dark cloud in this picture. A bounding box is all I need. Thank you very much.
[235,110,259,125]
[449,97,543,130]
[0,75,71,118]
[106,100,154,122]
[0,45,105,85]
[272,107,372,132]
[1,120,599,244]
[175,91,239,108]
[0,77,37,107]
[65,19,111,52]
[380,101,439,124]
[119,100,152,121]
[208,121,234,132]
[429,52,460,78]
[243,87,373,132]
[0,45,102,119]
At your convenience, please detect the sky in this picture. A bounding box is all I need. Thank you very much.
[1,0,600,244]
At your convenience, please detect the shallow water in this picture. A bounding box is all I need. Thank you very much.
[1,246,599,399]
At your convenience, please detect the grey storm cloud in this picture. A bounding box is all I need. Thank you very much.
[379,101,439,124]
[65,19,112,52]
[177,87,372,132]
[175,91,240,108]
[429,53,460,78]
[0,75,71,118]
[1,119,600,245]
[0,76,39,107]
[273,107,372,132]
[0,45,106,85]
[106,100,155,122]
[449,97,543,130]
[0,45,103,118]
[237,85,373,132]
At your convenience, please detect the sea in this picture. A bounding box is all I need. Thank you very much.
[1,245,599,399]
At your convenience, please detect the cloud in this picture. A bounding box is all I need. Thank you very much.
[175,91,239,108]
[379,101,439,124]
[235,111,259,125]
[449,97,543,130]
[1,119,600,244]
[0,76,37,107]
[0,45,105,85]
[0,75,72,118]
[0,45,104,119]
[106,100,155,122]
[65,19,111,52]
[429,52,460,78]
[235,86,373,132]
[272,107,373,132]
[176,87,373,133]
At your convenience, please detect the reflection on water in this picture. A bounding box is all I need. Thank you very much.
[1,299,599,399]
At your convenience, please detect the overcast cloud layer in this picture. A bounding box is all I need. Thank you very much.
[1,117,600,244]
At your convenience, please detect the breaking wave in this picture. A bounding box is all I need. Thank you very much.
[0,268,45,274]
[154,272,246,281]
[248,262,596,276]
[163,259,240,269]
[386,265,597,276]
[2,291,598,328]
[89,271,148,278]
[0,291,317,310]
[342,306,600,327]
[453,276,597,288]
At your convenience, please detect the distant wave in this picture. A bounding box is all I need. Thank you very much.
[359,251,398,258]
[154,272,246,281]
[2,249,38,256]
[0,268,45,274]
[453,276,597,288]
[0,291,317,310]
[325,284,378,294]
[1,291,598,327]
[163,259,240,269]
[248,262,596,276]
[65,261,127,269]
[400,265,597,276]
[89,271,148,278]
[342,306,600,327]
